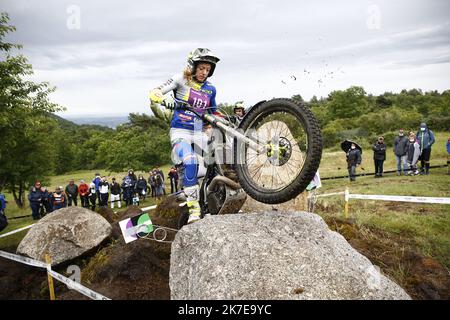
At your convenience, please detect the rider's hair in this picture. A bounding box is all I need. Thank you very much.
[183,67,193,81]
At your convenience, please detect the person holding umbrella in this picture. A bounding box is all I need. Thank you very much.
[342,140,362,182]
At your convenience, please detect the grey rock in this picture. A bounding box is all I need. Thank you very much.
[241,192,308,213]
[169,211,411,300]
[17,207,112,265]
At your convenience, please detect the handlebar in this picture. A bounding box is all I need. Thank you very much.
[172,97,190,108]
[162,97,217,119]
[160,97,235,129]
[161,97,262,152]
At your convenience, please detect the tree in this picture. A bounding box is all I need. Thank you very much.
[126,112,169,131]
[292,94,304,103]
[0,12,63,206]
[216,102,235,117]
[326,86,368,119]
[375,94,392,109]
[309,95,319,105]
[95,127,171,172]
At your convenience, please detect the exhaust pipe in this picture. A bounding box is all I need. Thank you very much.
[207,176,241,192]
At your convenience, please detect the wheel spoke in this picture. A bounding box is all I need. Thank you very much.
[241,108,312,192]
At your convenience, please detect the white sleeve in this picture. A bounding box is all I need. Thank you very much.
[156,73,183,95]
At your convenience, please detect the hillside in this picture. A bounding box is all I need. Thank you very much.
[64,115,129,129]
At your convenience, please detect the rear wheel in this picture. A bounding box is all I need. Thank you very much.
[234,98,322,204]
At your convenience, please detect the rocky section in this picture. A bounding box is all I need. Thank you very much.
[170,211,411,300]
[59,205,174,300]
[17,207,112,266]
[240,192,308,213]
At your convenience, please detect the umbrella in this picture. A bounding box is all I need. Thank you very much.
[340,140,362,154]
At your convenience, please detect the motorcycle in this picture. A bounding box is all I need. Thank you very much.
[163,98,323,229]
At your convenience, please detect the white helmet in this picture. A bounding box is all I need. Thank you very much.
[187,48,220,77]
[234,101,245,111]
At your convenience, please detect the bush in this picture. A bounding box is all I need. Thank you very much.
[337,127,370,142]
[426,116,450,131]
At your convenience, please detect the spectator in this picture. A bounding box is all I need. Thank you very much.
[136,174,148,201]
[346,143,362,182]
[447,138,450,175]
[99,176,110,207]
[132,192,140,206]
[122,170,136,206]
[373,136,387,178]
[52,186,67,210]
[0,193,8,232]
[155,167,166,195]
[168,166,179,193]
[416,122,435,175]
[65,179,79,206]
[121,177,129,205]
[394,129,408,176]
[0,193,7,215]
[406,133,421,176]
[40,187,53,216]
[233,101,246,125]
[153,172,164,199]
[78,180,90,208]
[110,178,121,209]
[92,173,102,205]
[148,170,156,197]
[28,181,43,220]
[88,182,97,211]
[128,169,137,182]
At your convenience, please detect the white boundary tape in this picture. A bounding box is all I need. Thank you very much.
[46,268,110,300]
[312,189,450,205]
[141,205,157,212]
[0,224,35,239]
[0,249,111,300]
[311,191,345,199]
[348,194,450,204]
[0,250,47,268]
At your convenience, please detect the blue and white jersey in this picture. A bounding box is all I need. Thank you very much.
[156,73,217,131]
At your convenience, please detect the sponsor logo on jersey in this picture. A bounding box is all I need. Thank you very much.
[179,113,193,121]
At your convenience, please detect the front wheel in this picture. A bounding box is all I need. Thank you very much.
[234,98,322,204]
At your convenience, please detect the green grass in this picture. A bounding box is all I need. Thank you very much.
[312,166,450,268]
[319,131,449,178]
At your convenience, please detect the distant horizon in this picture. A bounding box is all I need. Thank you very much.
[57,85,450,117]
[61,113,130,119]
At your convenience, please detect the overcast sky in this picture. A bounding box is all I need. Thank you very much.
[2,0,450,116]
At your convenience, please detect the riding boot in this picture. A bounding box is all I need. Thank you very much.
[184,184,201,224]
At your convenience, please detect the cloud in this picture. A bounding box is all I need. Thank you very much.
[2,0,450,115]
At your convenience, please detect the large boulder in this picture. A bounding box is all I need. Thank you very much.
[240,192,308,213]
[17,207,112,266]
[170,211,411,300]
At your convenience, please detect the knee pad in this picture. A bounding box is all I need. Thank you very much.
[173,141,198,186]
[173,141,198,164]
